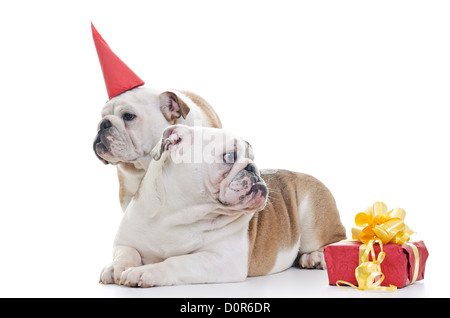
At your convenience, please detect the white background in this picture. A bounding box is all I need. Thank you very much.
[0,0,449,297]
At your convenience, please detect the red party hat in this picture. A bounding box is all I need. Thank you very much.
[91,23,145,100]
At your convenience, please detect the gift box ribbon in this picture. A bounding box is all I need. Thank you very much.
[351,201,414,245]
[336,201,419,291]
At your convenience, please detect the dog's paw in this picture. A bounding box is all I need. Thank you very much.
[119,265,161,288]
[99,264,129,285]
[299,251,326,269]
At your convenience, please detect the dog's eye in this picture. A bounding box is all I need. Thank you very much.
[223,152,236,164]
[123,113,136,121]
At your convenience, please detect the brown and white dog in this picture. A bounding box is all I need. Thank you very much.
[99,125,346,287]
[93,87,221,211]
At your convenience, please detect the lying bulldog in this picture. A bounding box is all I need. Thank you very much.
[99,125,346,287]
[93,87,221,211]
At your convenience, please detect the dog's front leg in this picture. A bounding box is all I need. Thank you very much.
[119,251,247,287]
[100,245,143,284]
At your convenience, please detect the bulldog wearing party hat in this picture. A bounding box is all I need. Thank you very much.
[91,23,222,211]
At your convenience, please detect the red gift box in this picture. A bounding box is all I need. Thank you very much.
[324,240,428,288]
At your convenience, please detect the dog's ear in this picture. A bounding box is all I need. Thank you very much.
[151,125,191,161]
[159,91,191,123]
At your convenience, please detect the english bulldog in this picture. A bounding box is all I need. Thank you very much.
[99,125,346,287]
[93,87,222,211]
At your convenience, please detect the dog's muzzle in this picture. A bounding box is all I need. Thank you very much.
[242,164,268,198]
[93,119,113,165]
[230,164,268,199]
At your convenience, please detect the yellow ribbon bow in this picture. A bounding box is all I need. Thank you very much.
[337,201,415,291]
[351,201,414,245]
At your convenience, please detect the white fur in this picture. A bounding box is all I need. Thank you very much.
[297,194,326,269]
[297,194,318,254]
[117,165,145,211]
[100,126,266,287]
[268,243,300,274]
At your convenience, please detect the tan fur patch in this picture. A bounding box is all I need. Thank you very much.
[118,168,125,205]
[247,170,346,276]
[117,162,143,204]
[177,90,222,128]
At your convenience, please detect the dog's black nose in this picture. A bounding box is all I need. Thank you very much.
[244,163,257,174]
[245,163,263,182]
[100,119,112,130]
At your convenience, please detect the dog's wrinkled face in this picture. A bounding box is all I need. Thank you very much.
[93,87,190,167]
[151,125,268,214]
